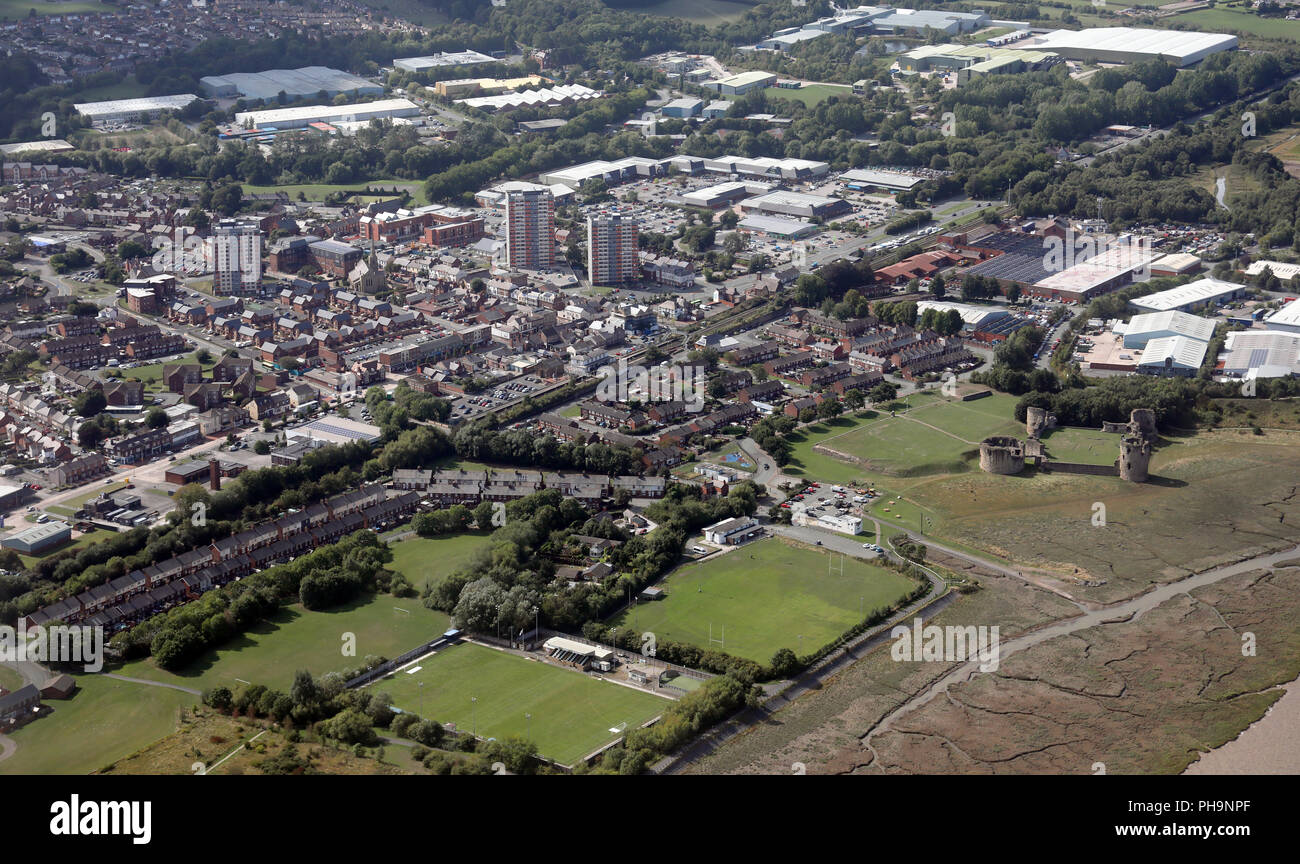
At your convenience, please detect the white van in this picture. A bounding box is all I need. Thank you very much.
[691,546,709,555]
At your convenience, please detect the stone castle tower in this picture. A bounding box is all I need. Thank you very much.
[979,436,1025,475]
[1117,434,1151,482]
[1026,406,1057,439]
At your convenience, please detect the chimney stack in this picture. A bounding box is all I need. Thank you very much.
[209,457,221,491]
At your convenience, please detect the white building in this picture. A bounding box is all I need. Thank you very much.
[1117,310,1216,349]
[703,516,762,545]
[235,98,420,131]
[211,219,262,295]
[1264,298,1300,335]
[1220,330,1300,378]
[1136,335,1206,377]
[1129,278,1248,313]
[74,94,199,126]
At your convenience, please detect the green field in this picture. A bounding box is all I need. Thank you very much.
[243,181,428,206]
[1178,7,1300,42]
[610,538,917,663]
[0,674,193,775]
[0,0,114,19]
[115,592,449,692]
[377,642,667,765]
[387,533,490,592]
[761,83,855,108]
[787,393,1022,479]
[617,0,753,24]
[1039,426,1123,465]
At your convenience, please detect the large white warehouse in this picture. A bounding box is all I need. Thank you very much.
[234,99,420,130]
[1012,27,1237,66]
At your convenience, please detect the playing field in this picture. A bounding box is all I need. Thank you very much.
[114,592,449,692]
[388,533,491,592]
[610,538,917,663]
[0,674,193,775]
[376,642,667,765]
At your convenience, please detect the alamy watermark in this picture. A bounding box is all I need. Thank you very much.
[595,359,706,412]
[1,621,104,672]
[890,616,1000,672]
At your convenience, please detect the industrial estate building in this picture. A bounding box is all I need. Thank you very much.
[392,50,497,72]
[701,70,777,95]
[897,43,1061,84]
[456,83,602,112]
[1,521,72,555]
[1220,330,1300,378]
[200,66,383,102]
[1265,298,1300,335]
[74,94,200,126]
[1010,27,1237,67]
[1116,310,1216,349]
[234,98,420,130]
[1128,278,1248,313]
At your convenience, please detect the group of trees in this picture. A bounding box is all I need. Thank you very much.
[422,481,761,638]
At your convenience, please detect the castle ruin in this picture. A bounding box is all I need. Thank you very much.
[979,407,1157,483]
[979,436,1026,475]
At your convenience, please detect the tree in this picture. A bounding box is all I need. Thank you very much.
[930,273,946,299]
[452,577,507,632]
[770,647,799,677]
[868,381,899,404]
[253,439,271,455]
[73,389,107,418]
[290,669,319,709]
[145,406,168,429]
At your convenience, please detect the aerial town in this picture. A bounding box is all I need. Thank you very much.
[0,0,1298,801]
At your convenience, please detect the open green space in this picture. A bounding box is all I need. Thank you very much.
[761,83,855,108]
[1178,7,1300,42]
[786,393,1021,479]
[387,532,490,592]
[242,181,428,206]
[1039,426,1123,465]
[0,674,193,775]
[0,0,113,19]
[610,538,917,663]
[114,592,449,693]
[614,0,753,24]
[377,641,667,765]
